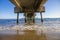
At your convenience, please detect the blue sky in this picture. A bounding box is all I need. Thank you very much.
[0,0,60,19]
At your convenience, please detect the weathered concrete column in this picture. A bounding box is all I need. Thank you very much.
[27,12,35,24]
[25,16,26,23]
[40,12,43,22]
[24,13,27,23]
[17,13,19,25]
[33,13,35,23]
[24,12,36,24]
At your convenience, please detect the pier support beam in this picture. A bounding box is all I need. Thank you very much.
[40,12,43,22]
[24,13,27,23]
[25,16,26,23]
[33,13,35,23]
[17,13,19,25]
[27,12,35,24]
[24,12,35,24]
[33,17,35,23]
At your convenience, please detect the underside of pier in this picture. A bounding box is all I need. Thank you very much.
[10,0,47,24]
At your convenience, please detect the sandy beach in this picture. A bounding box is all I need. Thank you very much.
[0,30,47,40]
[0,24,60,40]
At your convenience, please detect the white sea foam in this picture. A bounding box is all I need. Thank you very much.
[0,23,60,32]
[0,20,60,34]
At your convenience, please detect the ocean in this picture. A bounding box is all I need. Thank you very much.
[0,18,60,27]
[0,18,60,40]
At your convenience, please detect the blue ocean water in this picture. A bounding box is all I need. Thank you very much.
[0,18,60,27]
[0,18,60,40]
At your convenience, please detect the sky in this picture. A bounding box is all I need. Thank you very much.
[0,0,60,19]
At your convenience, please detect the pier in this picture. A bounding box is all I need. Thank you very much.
[8,0,47,40]
[10,0,47,24]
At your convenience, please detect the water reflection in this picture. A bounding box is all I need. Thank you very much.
[15,22,47,40]
[0,22,60,40]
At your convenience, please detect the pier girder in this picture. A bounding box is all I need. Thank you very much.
[10,0,48,24]
[24,12,35,24]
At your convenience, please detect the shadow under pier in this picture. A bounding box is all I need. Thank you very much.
[16,29,47,40]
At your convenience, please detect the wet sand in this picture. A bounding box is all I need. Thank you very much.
[0,30,47,40]
[0,23,60,40]
[0,29,60,40]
